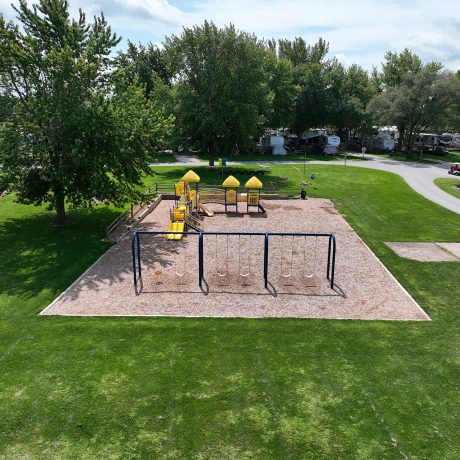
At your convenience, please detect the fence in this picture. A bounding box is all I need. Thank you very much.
[151,182,280,195]
[105,185,160,237]
[131,230,336,290]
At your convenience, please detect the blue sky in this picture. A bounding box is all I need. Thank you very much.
[2,0,460,71]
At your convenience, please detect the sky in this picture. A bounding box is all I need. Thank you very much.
[1,0,460,71]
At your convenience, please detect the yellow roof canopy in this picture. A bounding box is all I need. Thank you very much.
[245,176,263,189]
[222,175,240,187]
[182,170,200,183]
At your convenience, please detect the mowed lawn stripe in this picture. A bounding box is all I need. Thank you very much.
[0,165,459,458]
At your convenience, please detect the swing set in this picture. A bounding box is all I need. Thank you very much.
[132,230,336,290]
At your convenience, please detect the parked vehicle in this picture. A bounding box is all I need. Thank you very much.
[438,133,453,146]
[413,133,439,151]
[448,163,460,176]
[451,133,460,150]
[363,136,395,152]
[262,134,287,155]
[302,129,340,154]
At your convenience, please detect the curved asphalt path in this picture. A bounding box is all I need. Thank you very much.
[309,156,460,215]
[153,154,460,215]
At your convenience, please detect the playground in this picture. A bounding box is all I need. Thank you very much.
[42,170,428,320]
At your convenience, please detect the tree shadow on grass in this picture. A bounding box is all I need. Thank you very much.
[0,207,121,306]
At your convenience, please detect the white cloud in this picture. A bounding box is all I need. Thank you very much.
[2,0,460,70]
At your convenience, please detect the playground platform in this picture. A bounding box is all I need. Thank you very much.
[41,199,429,320]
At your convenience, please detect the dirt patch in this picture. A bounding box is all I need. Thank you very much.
[41,199,429,321]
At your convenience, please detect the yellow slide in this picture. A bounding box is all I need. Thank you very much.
[167,221,184,240]
[174,222,184,240]
[199,203,214,217]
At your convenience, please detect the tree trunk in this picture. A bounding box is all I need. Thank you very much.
[406,129,415,158]
[397,124,405,152]
[208,145,215,167]
[54,193,66,225]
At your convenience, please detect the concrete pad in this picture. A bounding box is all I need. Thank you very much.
[436,243,460,259]
[385,242,459,262]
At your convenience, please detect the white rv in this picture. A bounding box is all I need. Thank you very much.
[323,135,340,155]
[451,133,460,149]
[363,137,395,152]
[413,134,439,150]
[262,134,287,155]
[302,130,340,154]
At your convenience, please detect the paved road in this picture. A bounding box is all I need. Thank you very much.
[308,155,460,215]
[152,154,460,215]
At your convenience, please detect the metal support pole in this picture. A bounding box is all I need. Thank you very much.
[327,234,332,280]
[246,188,249,213]
[330,235,336,289]
[136,233,142,281]
[132,232,137,286]
[198,232,204,287]
[264,233,269,288]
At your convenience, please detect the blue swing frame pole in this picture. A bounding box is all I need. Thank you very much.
[131,230,336,290]
[137,233,141,281]
[330,234,336,289]
[264,232,269,288]
[132,232,137,286]
[198,232,204,287]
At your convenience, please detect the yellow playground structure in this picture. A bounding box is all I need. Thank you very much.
[167,170,266,240]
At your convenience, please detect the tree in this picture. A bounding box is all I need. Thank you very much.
[381,49,423,87]
[378,49,442,150]
[367,68,460,154]
[333,64,375,136]
[278,37,329,66]
[264,50,298,128]
[115,41,172,95]
[165,21,271,165]
[275,38,372,137]
[115,41,177,151]
[0,0,172,223]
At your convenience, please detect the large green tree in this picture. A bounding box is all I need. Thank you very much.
[267,37,373,138]
[378,49,442,150]
[115,41,172,94]
[264,49,298,129]
[0,0,172,223]
[367,68,460,154]
[165,21,271,165]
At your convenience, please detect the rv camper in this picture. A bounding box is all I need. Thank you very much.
[438,133,453,146]
[262,134,287,155]
[363,137,395,152]
[324,135,341,155]
[302,130,340,154]
[450,133,460,149]
[413,134,439,150]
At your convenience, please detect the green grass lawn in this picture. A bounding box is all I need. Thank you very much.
[194,150,366,163]
[1,165,460,459]
[434,177,460,199]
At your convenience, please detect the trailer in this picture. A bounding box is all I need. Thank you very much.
[262,134,287,155]
[363,137,395,152]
